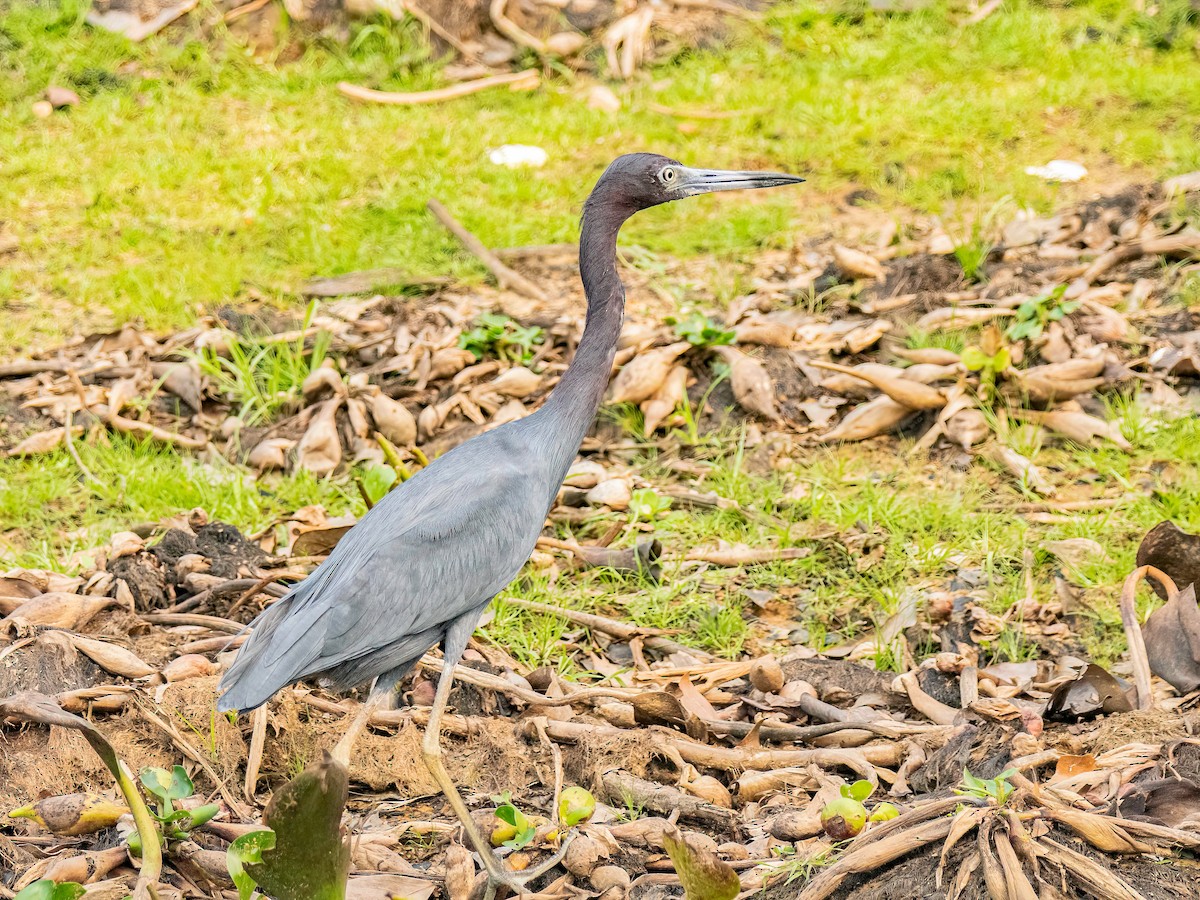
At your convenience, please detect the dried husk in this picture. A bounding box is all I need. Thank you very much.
[945,408,990,450]
[1017,408,1131,450]
[981,443,1053,495]
[641,364,689,434]
[1014,371,1106,404]
[69,635,156,678]
[915,307,1012,330]
[716,347,779,420]
[811,360,945,410]
[301,360,346,398]
[295,399,343,477]
[3,593,115,630]
[749,656,784,693]
[609,342,690,405]
[3,426,83,458]
[369,392,417,447]
[248,438,295,472]
[894,347,961,366]
[833,244,885,280]
[817,396,915,442]
[489,366,542,398]
[162,654,221,683]
[586,478,632,510]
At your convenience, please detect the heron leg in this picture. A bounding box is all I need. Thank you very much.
[422,614,530,896]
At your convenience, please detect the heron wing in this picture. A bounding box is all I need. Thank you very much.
[217,435,546,709]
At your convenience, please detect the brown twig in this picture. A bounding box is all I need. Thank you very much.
[337,69,538,106]
[489,0,547,54]
[107,412,208,451]
[426,198,550,303]
[142,612,245,634]
[1119,565,1175,710]
[503,597,717,659]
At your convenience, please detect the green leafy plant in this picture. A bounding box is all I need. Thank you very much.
[953,236,993,283]
[193,301,332,425]
[357,461,398,505]
[667,311,735,349]
[228,829,277,900]
[628,488,672,524]
[491,792,537,849]
[956,767,1018,806]
[961,325,1011,403]
[13,882,86,900]
[1004,284,1079,342]
[128,765,220,854]
[458,313,544,364]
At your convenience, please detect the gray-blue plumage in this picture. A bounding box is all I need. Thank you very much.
[217,419,569,712]
[215,152,804,724]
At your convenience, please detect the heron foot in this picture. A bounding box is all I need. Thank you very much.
[479,832,576,899]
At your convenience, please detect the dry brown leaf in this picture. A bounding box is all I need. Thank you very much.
[811,360,945,410]
[832,244,885,280]
[817,396,914,442]
[715,346,779,420]
[69,635,156,679]
[3,426,83,458]
[609,342,690,405]
[248,438,295,472]
[641,364,689,434]
[295,399,343,477]
[368,392,417,447]
[3,593,115,630]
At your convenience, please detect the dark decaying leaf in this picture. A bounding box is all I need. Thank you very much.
[1141,583,1200,694]
[245,750,351,900]
[1135,521,1200,598]
[571,539,662,581]
[292,525,355,557]
[1045,664,1132,722]
[1115,778,1200,830]
[631,691,707,740]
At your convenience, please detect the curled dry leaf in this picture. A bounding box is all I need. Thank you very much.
[818,396,915,442]
[3,593,115,630]
[1016,409,1131,450]
[832,244,885,280]
[1141,581,1200,695]
[981,443,1053,495]
[429,348,476,381]
[69,635,156,679]
[489,398,527,426]
[915,306,1012,331]
[564,460,606,489]
[248,438,295,472]
[894,347,962,366]
[946,408,990,450]
[295,399,343,477]
[489,366,542,398]
[715,347,778,420]
[1045,664,1132,721]
[586,478,632,510]
[302,359,346,398]
[417,403,444,441]
[3,426,83,458]
[346,397,370,440]
[151,360,203,412]
[161,654,221,683]
[811,360,945,411]
[641,364,689,434]
[1014,371,1106,404]
[609,342,690,405]
[369,393,417,447]
[1135,521,1200,596]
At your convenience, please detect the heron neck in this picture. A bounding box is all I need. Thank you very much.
[534,200,629,471]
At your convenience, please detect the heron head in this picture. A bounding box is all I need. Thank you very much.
[594,152,805,212]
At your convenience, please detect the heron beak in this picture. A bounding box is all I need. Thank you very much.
[677,167,805,197]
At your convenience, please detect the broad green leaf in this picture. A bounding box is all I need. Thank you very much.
[845,779,874,803]
[360,463,398,503]
[188,803,221,829]
[960,347,988,371]
[228,829,277,900]
[245,752,351,900]
[13,881,86,900]
[141,765,194,802]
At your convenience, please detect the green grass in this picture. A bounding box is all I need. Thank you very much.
[2,1,1200,348]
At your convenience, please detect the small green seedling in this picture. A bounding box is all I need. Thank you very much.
[556,786,596,827]
[628,488,672,523]
[955,767,1018,806]
[358,462,398,504]
[459,313,544,364]
[491,792,536,849]
[227,829,277,900]
[961,325,1011,402]
[668,311,735,349]
[13,882,86,900]
[129,765,220,853]
[1005,284,1079,342]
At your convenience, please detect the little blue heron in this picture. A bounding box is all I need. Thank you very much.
[216,153,803,894]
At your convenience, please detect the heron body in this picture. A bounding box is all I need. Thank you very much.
[216,152,802,895]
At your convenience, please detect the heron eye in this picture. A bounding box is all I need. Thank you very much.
[660,167,676,184]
